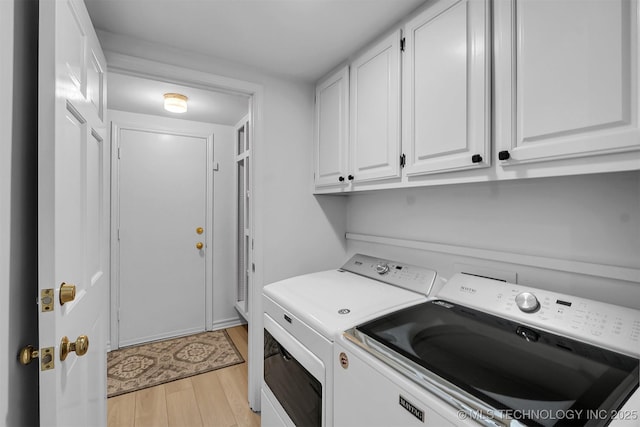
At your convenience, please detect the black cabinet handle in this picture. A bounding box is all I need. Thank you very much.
[338,176,345,182]
[498,150,511,160]
[471,154,483,163]
[348,175,354,181]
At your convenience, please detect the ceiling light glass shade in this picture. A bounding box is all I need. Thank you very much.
[163,93,188,113]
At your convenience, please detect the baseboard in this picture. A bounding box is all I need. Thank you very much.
[211,317,246,331]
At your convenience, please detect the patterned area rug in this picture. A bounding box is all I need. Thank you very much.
[107,330,244,397]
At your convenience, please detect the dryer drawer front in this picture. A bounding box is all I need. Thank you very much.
[264,294,332,362]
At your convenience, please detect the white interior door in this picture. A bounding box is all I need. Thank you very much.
[117,128,208,347]
[38,0,109,425]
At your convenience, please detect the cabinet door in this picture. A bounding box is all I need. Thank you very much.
[350,30,402,183]
[403,0,490,176]
[315,66,349,188]
[495,0,640,165]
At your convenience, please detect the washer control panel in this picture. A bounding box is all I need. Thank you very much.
[341,254,437,296]
[438,273,640,356]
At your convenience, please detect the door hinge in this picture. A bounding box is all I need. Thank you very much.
[251,239,254,250]
[41,289,54,312]
[117,147,121,159]
[400,153,406,168]
[400,37,406,52]
[117,228,120,241]
[252,263,255,273]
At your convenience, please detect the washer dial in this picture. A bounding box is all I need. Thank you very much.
[515,292,540,313]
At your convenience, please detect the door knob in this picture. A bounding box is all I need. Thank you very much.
[196,242,204,250]
[196,227,204,235]
[59,283,76,305]
[19,345,39,365]
[60,335,89,361]
[19,345,54,370]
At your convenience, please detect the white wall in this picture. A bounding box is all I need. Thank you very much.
[108,109,242,337]
[346,171,640,307]
[260,80,348,283]
[1,0,39,425]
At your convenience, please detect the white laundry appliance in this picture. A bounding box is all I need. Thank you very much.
[261,254,440,427]
[336,272,640,427]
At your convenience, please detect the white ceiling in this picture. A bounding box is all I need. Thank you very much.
[86,0,425,125]
[108,72,250,125]
[85,0,426,82]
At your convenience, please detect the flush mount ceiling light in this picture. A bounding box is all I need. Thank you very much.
[163,93,188,113]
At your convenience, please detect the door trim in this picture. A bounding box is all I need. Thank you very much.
[105,52,264,411]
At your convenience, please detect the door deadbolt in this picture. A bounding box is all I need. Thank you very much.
[59,283,76,305]
[60,335,89,361]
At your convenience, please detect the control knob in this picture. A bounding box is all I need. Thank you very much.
[515,292,540,313]
[376,263,390,275]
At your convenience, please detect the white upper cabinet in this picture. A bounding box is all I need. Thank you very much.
[494,0,640,166]
[350,30,402,184]
[403,0,491,176]
[315,66,349,188]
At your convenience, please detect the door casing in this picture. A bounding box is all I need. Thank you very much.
[106,53,264,411]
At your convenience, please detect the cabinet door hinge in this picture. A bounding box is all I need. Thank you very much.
[400,153,406,168]
[400,37,406,52]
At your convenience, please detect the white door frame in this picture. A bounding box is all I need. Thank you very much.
[110,118,215,348]
[106,53,264,411]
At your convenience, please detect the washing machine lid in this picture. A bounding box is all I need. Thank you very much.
[263,269,428,340]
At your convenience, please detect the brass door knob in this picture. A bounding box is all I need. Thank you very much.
[60,335,89,361]
[196,227,204,235]
[196,242,204,250]
[59,283,76,305]
[19,345,39,365]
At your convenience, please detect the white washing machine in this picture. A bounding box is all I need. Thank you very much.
[336,273,640,427]
[261,254,440,427]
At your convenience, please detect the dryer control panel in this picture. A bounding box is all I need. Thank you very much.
[341,254,437,297]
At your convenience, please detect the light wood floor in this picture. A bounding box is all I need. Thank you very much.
[107,325,261,427]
